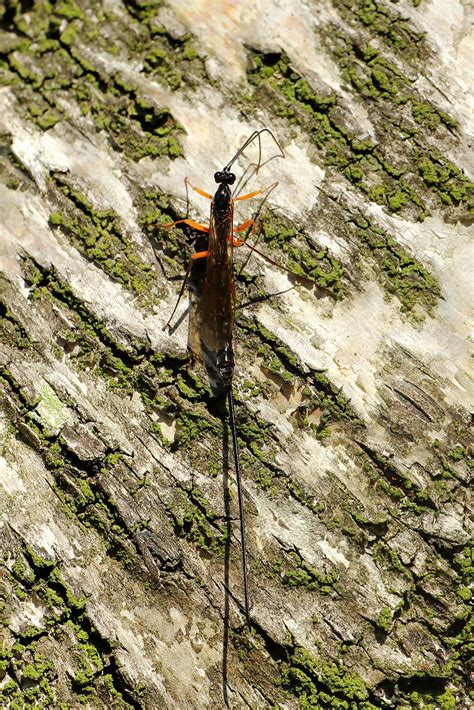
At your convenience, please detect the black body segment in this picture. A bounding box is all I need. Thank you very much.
[199,183,235,367]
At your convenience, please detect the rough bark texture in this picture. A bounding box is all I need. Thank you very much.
[0,0,472,708]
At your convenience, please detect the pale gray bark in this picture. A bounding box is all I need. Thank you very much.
[0,1,472,708]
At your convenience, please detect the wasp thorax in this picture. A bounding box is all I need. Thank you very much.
[214,171,236,185]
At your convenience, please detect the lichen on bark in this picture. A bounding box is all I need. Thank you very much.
[0,0,472,708]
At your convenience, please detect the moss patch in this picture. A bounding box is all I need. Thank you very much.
[246,20,472,223]
[0,297,32,349]
[48,175,160,304]
[348,211,441,313]
[168,483,228,555]
[360,442,436,512]
[0,1,184,160]
[0,545,138,708]
[326,5,473,222]
[258,211,344,294]
[332,0,429,62]
[280,644,376,708]
[274,549,340,595]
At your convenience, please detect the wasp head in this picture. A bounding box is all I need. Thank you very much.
[214,171,236,185]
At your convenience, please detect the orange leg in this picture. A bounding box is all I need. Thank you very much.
[185,177,212,200]
[233,219,255,233]
[231,219,256,247]
[234,181,278,202]
[233,218,318,288]
[229,220,300,274]
[161,218,209,232]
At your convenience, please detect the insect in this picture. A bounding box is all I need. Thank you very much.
[161,129,287,624]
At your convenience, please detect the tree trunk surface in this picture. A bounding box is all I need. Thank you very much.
[0,0,472,708]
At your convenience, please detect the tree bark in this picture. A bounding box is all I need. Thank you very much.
[0,0,472,708]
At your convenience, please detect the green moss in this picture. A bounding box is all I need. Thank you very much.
[453,544,473,584]
[59,23,79,46]
[22,654,53,682]
[47,568,86,611]
[25,546,56,571]
[448,445,466,462]
[258,212,344,293]
[11,558,35,585]
[36,38,61,54]
[333,0,427,57]
[5,175,20,189]
[411,101,457,132]
[25,260,138,361]
[456,586,471,603]
[176,374,201,400]
[376,605,393,632]
[70,634,106,697]
[0,298,32,349]
[28,104,62,129]
[0,679,20,703]
[6,398,139,572]
[1,3,185,160]
[72,667,95,689]
[49,176,159,302]
[237,317,361,447]
[230,406,277,471]
[387,190,409,211]
[247,48,438,218]
[351,213,441,313]
[55,1,85,21]
[7,54,41,84]
[18,625,44,641]
[248,51,344,164]
[415,148,473,210]
[362,443,437,512]
[239,318,300,375]
[280,645,374,708]
[168,484,228,554]
[371,67,397,95]
[254,467,273,491]
[15,259,224,569]
[344,162,364,182]
[173,394,222,453]
[324,14,470,220]
[274,550,339,594]
[436,689,458,710]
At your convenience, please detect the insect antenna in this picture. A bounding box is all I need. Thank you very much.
[223,128,284,174]
[227,385,250,625]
